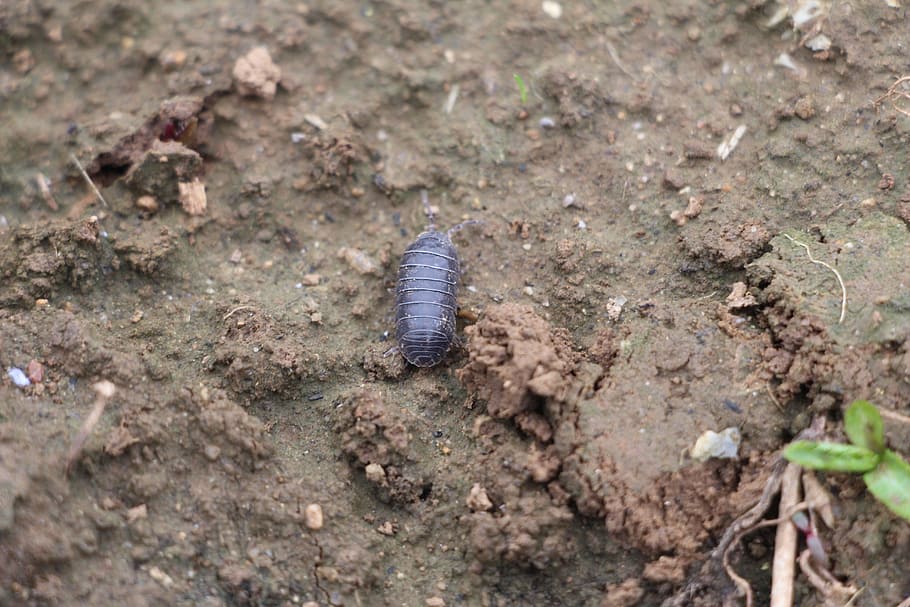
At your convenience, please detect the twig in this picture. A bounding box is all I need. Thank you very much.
[69,152,108,208]
[721,500,808,607]
[66,380,116,476]
[782,233,847,324]
[770,462,801,607]
[766,384,784,412]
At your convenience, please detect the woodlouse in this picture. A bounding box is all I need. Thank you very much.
[394,192,478,367]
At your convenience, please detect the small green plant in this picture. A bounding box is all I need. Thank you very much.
[784,400,910,522]
[513,73,528,105]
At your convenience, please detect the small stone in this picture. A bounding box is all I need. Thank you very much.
[26,360,44,383]
[726,282,756,309]
[365,463,386,484]
[159,49,187,71]
[204,444,221,461]
[126,504,148,524]
[130,310,144,324]
[135,195,159,213]
[338,247,381,276]
[305,504,324,530]
[148,566,174,588]
[7,368,30,388]
[35,298,49,307]
[686,26,701,41]
[794,96,815,120]
[860,197,877,208]
[178,179,207,216]
[878,174,895,190]
[426,598,446,607]
[541,0,562,19]
[466,483,493,511]
[301,274,320,286]
[377,521,396,536]
[13,49,35,74]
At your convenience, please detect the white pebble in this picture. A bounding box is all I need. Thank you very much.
[305,503,324,530]
[542,0,562,18]
[539,116,556,129]
[7,367,30,388]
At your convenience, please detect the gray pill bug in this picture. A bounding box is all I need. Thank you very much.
[393,191,480,367]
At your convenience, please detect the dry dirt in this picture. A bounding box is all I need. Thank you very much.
[2,1,910,606]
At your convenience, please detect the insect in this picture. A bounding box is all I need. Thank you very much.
[393,191,479,367]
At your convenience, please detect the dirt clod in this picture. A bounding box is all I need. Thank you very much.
[233,47,281,100]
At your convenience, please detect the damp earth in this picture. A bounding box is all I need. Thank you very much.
[2,2,910,606]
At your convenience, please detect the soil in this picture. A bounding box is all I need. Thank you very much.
[2,1,910,606]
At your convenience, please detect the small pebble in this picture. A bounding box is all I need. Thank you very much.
[7,367,30,388]
[148,566,174,588]
[426,598,446,607]
[305,503,324,530]
[26,360,44,383]
[338,247,381,276]
[539,116,556,129]
[204,444,221,461]
[365,463,386,483]
[301,273,320,286]
[542,0,562,18]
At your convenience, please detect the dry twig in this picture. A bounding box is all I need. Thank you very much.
[782,234,847,324]
[65,380,116,476]
[770,462,801,607]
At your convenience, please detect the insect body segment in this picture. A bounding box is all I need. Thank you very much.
[395,230,460,367]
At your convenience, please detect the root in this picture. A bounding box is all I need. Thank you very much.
[65,380,116,476]
[873,75,910,118]
[782,234,847,324]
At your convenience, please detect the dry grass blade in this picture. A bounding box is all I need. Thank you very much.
[65,380,116,476]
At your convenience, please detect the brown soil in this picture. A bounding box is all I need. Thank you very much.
[2,1,910,606]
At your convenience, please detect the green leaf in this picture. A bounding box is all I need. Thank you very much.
[513,74,528,105]
[844,400,885,454]
[863,450,910,522]
[783,440,880,472]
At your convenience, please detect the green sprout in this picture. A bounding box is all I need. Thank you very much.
[513,73,528,106]
[784,400,910,521]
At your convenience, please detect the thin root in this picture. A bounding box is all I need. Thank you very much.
[222,305,254,321]
[873,75,910,118]
[782,233,847,324]
[69,152,109,208]
[766,384,784,412]
[878,406,910,426]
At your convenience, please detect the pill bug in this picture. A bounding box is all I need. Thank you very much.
[394,192,478,367]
